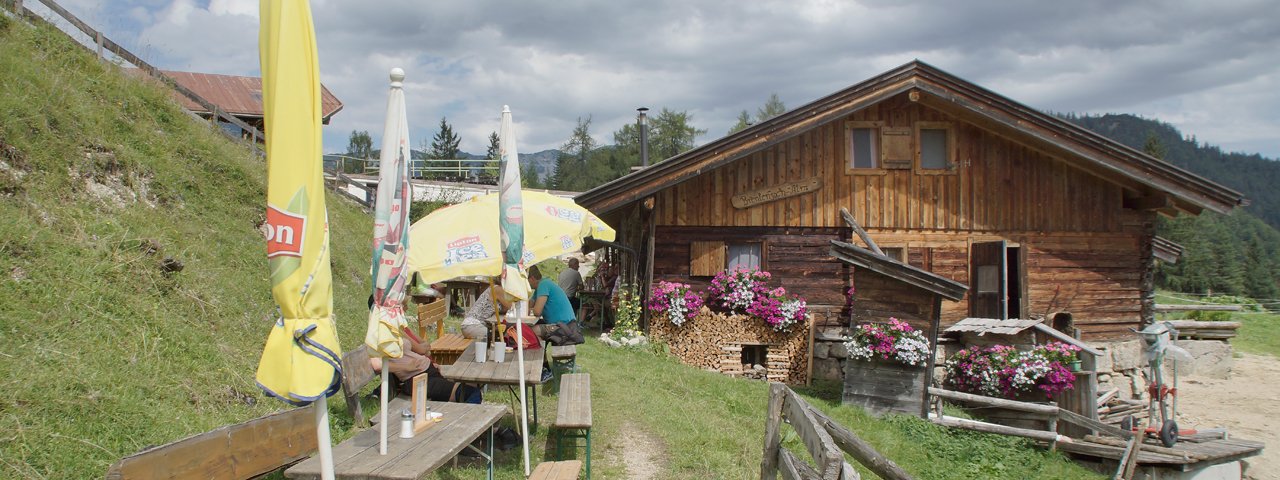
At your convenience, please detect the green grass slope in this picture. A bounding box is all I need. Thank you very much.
[0,16,374,478]
[0,14,1103,479]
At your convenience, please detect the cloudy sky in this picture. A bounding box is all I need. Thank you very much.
[34,0,1280,158]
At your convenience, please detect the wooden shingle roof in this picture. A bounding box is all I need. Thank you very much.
[829,240,968,301]
[577,61,1244,217]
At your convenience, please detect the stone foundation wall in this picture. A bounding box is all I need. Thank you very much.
[1091,339,1233,399]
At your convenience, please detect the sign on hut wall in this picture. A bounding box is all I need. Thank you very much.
[731,177,822,209]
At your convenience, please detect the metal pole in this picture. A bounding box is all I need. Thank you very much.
[637,107,649,167]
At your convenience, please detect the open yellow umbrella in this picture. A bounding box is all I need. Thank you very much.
[254,1,340,478]
[405,190,615,286]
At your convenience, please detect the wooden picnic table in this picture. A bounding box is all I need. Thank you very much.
[284,401,506,480]
[439,343,546,433]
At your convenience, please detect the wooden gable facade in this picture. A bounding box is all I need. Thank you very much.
[578,61,1244,340]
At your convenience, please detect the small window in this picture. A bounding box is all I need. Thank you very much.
[727,243,762,271]
[846,121,882,172]
[916,121,954,172]
[880,247,906,263]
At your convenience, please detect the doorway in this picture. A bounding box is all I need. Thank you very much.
[969,241,1024,319]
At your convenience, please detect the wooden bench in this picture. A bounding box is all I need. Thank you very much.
[549,344,577,378]
[105,406,316,479]
[529,460,583,480]
[416,297,448,340]
[553,373,592,479]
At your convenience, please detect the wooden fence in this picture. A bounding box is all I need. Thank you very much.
[1,0,265,156]
[761,383,913,480]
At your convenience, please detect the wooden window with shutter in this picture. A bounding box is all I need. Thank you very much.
[690,241,725,276]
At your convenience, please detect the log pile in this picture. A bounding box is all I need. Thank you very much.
[650,308,811,384]
[1098,388,1149,426]
[1162,320,1240,341]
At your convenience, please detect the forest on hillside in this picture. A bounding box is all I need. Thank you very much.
[1066,114,1280,304]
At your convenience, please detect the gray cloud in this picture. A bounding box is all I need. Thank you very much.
[27,0,1280,158]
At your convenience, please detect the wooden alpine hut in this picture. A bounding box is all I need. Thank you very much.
[574,61,1245,379]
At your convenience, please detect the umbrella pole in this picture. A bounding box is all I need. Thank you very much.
[315,396,336,480]
[380,368,389,455]
[515,302,531,476]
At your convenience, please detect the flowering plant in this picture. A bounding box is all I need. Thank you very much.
[844,318,931,366]
[943,342,1079,399]
[706,268,772,313]
[747,287,808,332]
[647,281,703,326]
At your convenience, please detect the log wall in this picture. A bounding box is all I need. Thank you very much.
[647,93,1156,339]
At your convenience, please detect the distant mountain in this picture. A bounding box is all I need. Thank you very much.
[1064,113,1280,229]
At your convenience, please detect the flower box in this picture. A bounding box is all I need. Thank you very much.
[842,357,928,417]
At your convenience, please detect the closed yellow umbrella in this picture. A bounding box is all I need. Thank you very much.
[405,190,615,286]
[254,1,340,478]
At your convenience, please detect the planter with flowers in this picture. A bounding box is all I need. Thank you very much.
[841,318,933,416]
[942,342,1082,429]
[646,268,813,384]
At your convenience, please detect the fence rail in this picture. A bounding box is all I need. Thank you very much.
[761,383,912,480]
[2,0,266,156]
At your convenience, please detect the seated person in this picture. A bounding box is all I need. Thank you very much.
[459,283,513,341]
[527,265,577,340]
[369,335,482,403]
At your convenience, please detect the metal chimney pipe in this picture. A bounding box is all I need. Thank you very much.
[637,107,650,167]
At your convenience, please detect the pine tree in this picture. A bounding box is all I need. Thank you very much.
[484,131,500,182]
[649,108,706,161]
[427,117,461,160]
[345,130,373,173]
[728,110,752,134]
[757,93,786,122]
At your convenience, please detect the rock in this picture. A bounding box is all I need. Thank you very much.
[812,358,843,382]
[813,341,831,359]
[1173,339,1233,379]
[1091,344,1114,372]
[828,342,849,359]
[1109,340,1143,372]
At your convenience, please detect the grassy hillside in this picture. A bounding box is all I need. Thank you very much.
[0,14,1101,479]
[0,15,375,477]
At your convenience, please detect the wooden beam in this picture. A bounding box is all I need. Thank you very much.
[930,414,1069,444]
[808,406,914,480]
[840,207,884,256]
[1153,305,1242,313]
[1058,408,1132,440]
[783,388,845,479]
[1030,323,1104,357]
[928,387,1059,416]
[777,449,822,480]
[760,383,786,480]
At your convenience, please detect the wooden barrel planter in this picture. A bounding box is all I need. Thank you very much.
[842,358,928,417]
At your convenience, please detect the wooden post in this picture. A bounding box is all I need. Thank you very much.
[95,31,104,60]
[809,407,914,480]
[760,383,786,480]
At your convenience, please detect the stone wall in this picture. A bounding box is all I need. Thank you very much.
[1092,339,1233,399]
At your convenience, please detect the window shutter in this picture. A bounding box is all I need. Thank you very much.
[690,241,725,276]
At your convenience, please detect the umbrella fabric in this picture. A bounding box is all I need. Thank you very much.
[405,190,616,286]
[498,106,528,301]
[254,0,341,405]
[364,69,412,359]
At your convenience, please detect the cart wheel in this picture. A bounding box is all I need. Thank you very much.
[1159,420,1179,447]
[1120,415,1135,433]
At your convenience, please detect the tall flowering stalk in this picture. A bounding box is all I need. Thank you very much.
[844,318,931,366]
[943,342,1080,399]
[647,281,704,327]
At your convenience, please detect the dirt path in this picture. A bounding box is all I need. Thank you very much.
[1174,353,1279,479]
[607,422,665,479]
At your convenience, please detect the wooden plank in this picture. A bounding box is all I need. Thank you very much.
[285,402,505,480]
[529,460,583,480]
[783,388,844,479]
[549,345,577,360]
[106,407,317,480]
[808,407,913,480]
[555,373,592,429]
[777,448,822,480]
[930,414,1066,444]
[760,383,787,480]
[840,207,883,255]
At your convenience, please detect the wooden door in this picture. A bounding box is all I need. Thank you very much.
[970,241,1007,319]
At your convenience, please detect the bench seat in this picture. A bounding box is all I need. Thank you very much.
[529,460,583,480]
[553,373,592,478]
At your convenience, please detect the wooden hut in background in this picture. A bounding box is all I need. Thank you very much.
[575,61,1244,354]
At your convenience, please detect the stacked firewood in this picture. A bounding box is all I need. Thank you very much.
[1096,387,1149,425]
[649,308,811,384]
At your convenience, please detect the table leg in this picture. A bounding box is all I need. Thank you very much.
[487,426,495,480]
